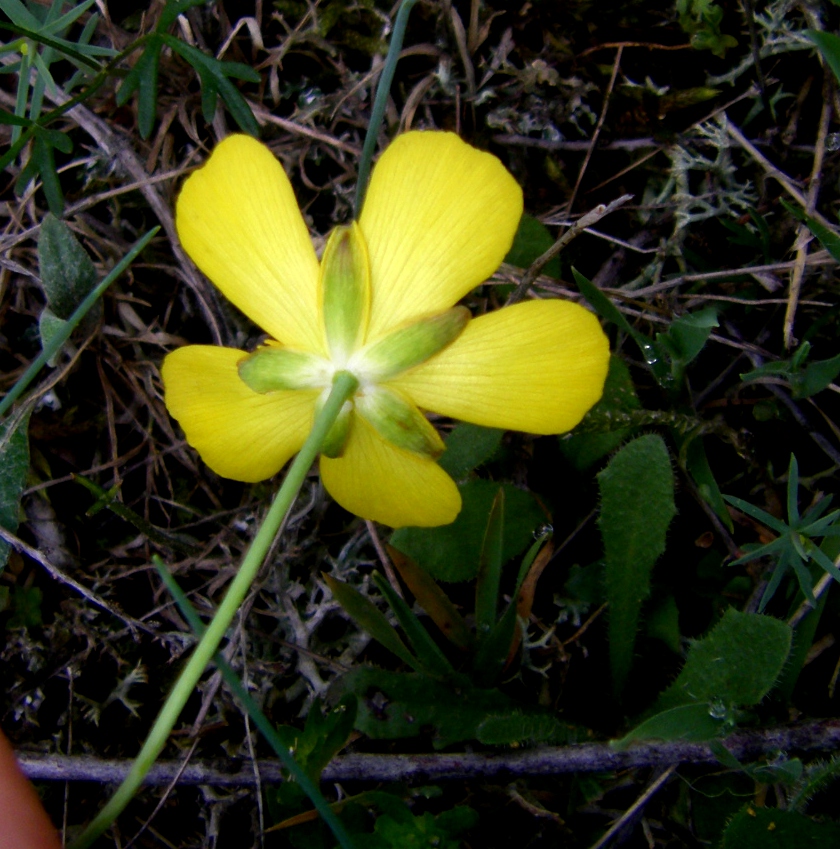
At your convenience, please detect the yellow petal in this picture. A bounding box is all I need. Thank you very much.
[359,132,523,341]
[176,135,323,353]
[320,415,461,528]
[162,346,317,482]
[390,300,610,434]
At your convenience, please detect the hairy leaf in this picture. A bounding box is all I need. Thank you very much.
[599,434,676,694]
[0,407,32,571]
[654,608,791,713]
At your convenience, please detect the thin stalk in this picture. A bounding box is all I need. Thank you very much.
[353,0,418,217]
[69,370,360,849]
[0,227,159,420]
[152,557,357,849]
[12,46,32,145]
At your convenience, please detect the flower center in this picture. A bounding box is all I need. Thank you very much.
[237,223,471,459]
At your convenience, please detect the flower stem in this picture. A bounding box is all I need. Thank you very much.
[152,557,357,849]
[70,370,360,849]
[353,0,419,218]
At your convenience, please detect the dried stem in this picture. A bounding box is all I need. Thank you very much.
[507,194,633,305]
[19,719,840,786]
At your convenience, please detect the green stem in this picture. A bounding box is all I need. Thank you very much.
[69,370,360,849]
[152,557,357,849]
[353,0,418,218]
[0,227,159,421]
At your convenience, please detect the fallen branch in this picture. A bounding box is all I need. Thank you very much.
[18,719,840,786]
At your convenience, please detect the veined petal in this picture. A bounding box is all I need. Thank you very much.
[162,346,317,482]
[390,300,610,434]
[320,415,461,528]
[359,132,523,341]
[176,135,323,353]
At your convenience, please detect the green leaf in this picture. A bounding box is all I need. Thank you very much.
[37,307,67,366]
[599,434,676,694]
[7,585,43,629]
[157,0,212,32]
[647,595,682,654]
[721,805,840,848]
[710,742,804,786]
[477,711,578,746]
[782,197,840,263]
[438,423,503,481]
[323,573,420,671]
[471,598,519,685]
[391,480,544,583]
[504,214,561,278]
[790,754,840,811]
[799,353,840,397]
[335,667,514,748]
[653,608,791,713]
[613,702,727,749]
[475,488,504,635]
[655,307,717,383]
[163,36,260,136]
[294,696,357,781]
[807,30,840,87]
[374,807,477,849]
[776,538,839,703]
[371,572,454,678]
[38,213,98,320]
[678,433,733,531]
[17,129,69,215]
[0,108,33,127]
[559,355,640,470]
[116,40,161,140]
[388,547,473,650]
[0,407,32,571]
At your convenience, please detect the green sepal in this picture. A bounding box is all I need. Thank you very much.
[356,385,444,458]
[354,306,470,381]
[320,222,370,363]
[238,346,329,392]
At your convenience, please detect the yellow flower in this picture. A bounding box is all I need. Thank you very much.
[162,132,610,528]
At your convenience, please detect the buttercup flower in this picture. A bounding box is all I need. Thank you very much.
[162,132,609,527]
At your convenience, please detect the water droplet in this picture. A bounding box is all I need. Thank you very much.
[534,523,554,539]
[708,698,728,719]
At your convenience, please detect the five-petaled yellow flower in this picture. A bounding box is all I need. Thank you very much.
[162,132,609,527]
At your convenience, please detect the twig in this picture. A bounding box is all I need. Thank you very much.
[18,719,840,785]
[577,41,693,57]
[0,527,156,637]
[725,116,836,232]
[365,520,403,599]
[784,76,833,348]
[567,46,623,214]
[624,252,835,297]
[255,109,361,156]
[507,194,633,305]
[563,603,607,647]
[494,135,661,152]
[587,765,676,849]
